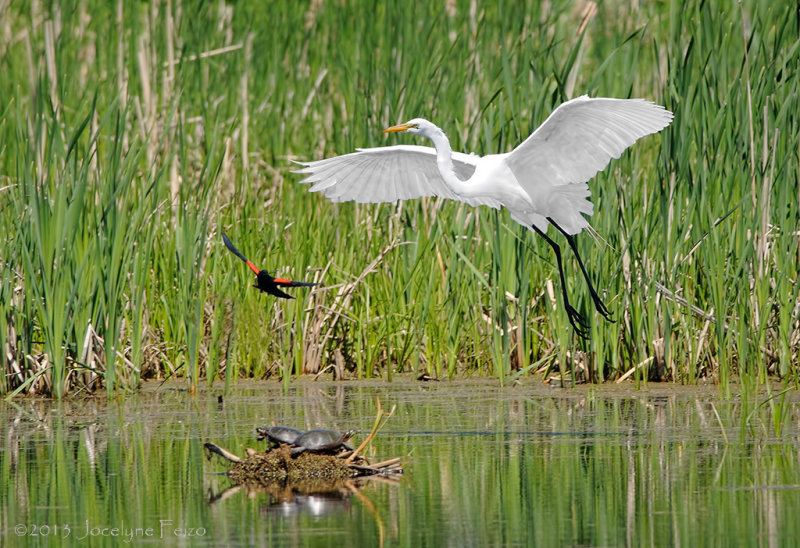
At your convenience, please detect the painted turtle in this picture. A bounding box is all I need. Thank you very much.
[291,429,355,455]
[257,426,303,447]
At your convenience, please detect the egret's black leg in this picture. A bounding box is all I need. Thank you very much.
[546,217,614,323]
[531,224,589,339]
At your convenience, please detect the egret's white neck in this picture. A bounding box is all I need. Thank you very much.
[424,128,470,195]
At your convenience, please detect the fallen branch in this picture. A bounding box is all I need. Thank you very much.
[204,442,242,463]
[616,356,654,383]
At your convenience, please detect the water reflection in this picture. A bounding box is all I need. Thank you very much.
[264,492,352,518]
[1,381,799,546]
[208,480,355,516]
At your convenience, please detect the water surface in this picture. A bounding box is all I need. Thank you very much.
[2,380,799,546]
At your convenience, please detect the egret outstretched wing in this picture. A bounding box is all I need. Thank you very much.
[294,145,501,209]
[507,96,673,190]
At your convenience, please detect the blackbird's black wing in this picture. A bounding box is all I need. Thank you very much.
[221,231,249,263]
[274,279,318,288]
[255,271,317,299]
[256,282,295,299]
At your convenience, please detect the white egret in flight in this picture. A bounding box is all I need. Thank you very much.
[294,95,673,336]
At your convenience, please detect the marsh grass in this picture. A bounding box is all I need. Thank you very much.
[0,0,798,396]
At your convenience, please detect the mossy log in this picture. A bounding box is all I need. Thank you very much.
[204,442,403,487]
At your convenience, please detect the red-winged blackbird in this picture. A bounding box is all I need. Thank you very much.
[221,232,318,299]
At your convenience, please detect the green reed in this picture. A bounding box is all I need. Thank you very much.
[0,0,797,395]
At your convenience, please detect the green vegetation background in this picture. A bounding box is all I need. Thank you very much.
[0,0,797,396]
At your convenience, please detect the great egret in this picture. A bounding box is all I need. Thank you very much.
[294,95,673,336]
[222,232,318,299]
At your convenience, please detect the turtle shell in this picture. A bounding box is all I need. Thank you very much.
[292,429,355,454]
[257,426,303,446]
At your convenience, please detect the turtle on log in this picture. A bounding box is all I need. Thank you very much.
[257,426,303,447]
[291,429,355,455]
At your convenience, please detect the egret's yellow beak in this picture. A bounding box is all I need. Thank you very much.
[382,123,413,134]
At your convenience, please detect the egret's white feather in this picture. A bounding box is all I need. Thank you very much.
[505,96,672,233]
[508,95,672,187]
[294,145,502,209]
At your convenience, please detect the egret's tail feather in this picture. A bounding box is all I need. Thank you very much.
[548,183,593,235]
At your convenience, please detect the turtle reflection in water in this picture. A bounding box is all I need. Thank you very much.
[257,426,303,448]
[291,429,356,455]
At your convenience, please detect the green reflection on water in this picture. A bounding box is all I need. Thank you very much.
[1,382,799,546]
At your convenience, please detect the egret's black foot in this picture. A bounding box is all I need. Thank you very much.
[565,304,590,339]
[591,292,614,323]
